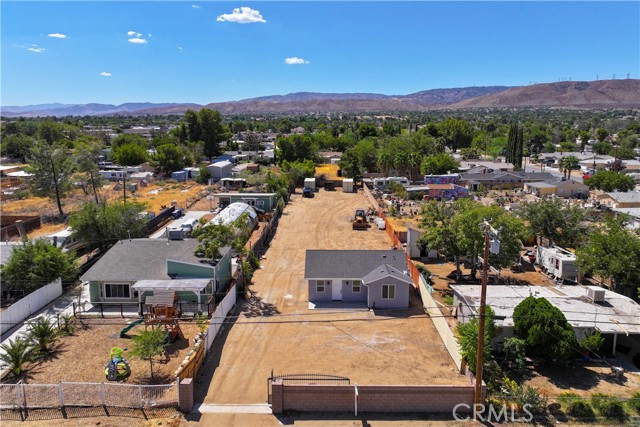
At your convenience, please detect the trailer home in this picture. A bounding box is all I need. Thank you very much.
[536,246,578,281]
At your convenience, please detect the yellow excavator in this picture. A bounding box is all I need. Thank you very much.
[352,209,368,230]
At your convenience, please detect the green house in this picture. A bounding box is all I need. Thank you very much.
[80,239,233,305]
[217,192,278,212]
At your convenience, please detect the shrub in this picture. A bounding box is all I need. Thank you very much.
[598,396,627,420]
[503,337,527,379]
[628,391,640,414]
[566,400,596,420]
[58,314,75,336]
[499,377,545,414]
[557,392,581,407]
[580,331,604,354]
[416,264,431,277]
[0,337,35,375]
[27,317,58,354]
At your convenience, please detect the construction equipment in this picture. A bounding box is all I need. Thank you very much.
[352,209,368,230]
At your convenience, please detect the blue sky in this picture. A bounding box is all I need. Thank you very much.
[2,1,639,106]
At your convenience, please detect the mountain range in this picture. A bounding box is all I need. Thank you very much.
[2,80,639,117]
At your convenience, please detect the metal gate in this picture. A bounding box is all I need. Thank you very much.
[267,372,350,404]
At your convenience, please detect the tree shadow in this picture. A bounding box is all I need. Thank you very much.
[241,289,280,317]
[531,364,603,391]
[135,371,175,385]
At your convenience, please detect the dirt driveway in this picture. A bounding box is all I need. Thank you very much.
[196,189,466,412]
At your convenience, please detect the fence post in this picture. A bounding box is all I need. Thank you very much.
[120,303,124,318]
[100,382,106,406]
[58,382,65,407]
[73,302,76,317]
[138,385,143,409]
[100,303,104,318]
[176,377,181,405]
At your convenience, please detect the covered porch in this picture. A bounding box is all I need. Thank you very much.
[132,278,213,316]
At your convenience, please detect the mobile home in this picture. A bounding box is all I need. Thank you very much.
[536,246,578,281]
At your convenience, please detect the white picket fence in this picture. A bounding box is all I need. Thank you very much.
[418,275,463,371]
[0,381,178,410]
[1,279,63,334]
[205,284,237,350]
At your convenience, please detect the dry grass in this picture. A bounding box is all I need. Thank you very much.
[10,318,201,385]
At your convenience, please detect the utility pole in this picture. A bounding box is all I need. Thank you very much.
[475,222,500,408]
[123,170,127,204]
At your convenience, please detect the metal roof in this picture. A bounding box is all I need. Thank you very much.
[133,279,209,292]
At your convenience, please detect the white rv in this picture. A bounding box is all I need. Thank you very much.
[536,246,578,281]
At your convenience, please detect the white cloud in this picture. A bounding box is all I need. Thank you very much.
[192,4,201,9]
[178,46,183,50]
[127,31,136,36]
[100,72,112,77]
[28,46,45,53]
[216,7,266,24]
[128,37,148,44]
[285,57,310,65]
[47,33,67,39]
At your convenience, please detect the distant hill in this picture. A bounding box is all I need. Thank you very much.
[450,79,640,109]
[3,80,637,116]
[1,102,202,117]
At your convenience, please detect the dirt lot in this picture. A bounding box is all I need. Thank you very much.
[194,188,466,424]
[2,182,208,218]
[5,319,200,385]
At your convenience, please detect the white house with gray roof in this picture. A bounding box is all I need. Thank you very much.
[304,250,412,309]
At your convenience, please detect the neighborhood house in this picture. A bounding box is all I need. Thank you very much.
[304,250,412,309]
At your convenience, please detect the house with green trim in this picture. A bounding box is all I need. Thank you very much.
[80,239,233,306]
[217,192,278,212]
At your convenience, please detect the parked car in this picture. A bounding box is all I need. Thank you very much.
[302,187,314,198]
[523,250,536,263]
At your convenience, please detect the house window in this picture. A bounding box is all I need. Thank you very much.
[353,280,361,293]
[382,284,395,299]
[316,280,326,293]
[104,284,130,299]
[257,200,264,206]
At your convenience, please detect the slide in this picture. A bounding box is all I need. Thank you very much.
[119,318,144,338]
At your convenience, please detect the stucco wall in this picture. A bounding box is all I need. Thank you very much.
[366,277,410,309]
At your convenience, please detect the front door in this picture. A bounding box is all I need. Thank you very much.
[331,280,342,301]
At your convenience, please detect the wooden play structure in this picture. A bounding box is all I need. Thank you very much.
[143,291,183,341]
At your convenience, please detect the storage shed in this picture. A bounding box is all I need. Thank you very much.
[206,161,233,182]
[304,178,316,190]
[343,178,354,193]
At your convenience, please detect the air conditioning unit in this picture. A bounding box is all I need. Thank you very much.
[587,286,605,303]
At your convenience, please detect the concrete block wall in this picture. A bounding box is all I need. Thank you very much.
[271,383,480,414]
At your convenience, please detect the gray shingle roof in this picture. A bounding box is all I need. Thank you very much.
[80,238,223,282]
[362,263,413,285]
[607,191,640,203]
[304,250,407,279]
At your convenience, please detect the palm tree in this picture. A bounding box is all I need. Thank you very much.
[0,337,35,375]
[559,156,580,180]
[27,317,58,353]
[377,150,394,175]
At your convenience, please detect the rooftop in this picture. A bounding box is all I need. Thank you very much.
[451,284,640,334]
[362,263,413,285]
[80,238,217,282]
[605,191,640,203]
[304,250,407,279]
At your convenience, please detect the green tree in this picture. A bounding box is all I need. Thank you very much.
[281,159,316,186]
[455,306,498,373]
[155,143,185,174]
[69,201,149,253]
[576,217,640,296]
[596,128,609,142]
[558,155,580,179]
[113,142,148,166]
[198,109,230,158]
[1,134,35,161]
[1,239,79,292]
[74,139,106,203]
[129,327,168,379]
[242,133,263,151]
[27,140,73,216]
[518,197,586,247]
[513,296,577,363]
[357,123,379,139]
[37,120,65,145]
[276,134,318,164]
[27,317,58,354]
[454,201,527,273]
[584,170,635,192]
[338,149,363,181]
[417,200,466,275]
[438,118,473,152]
[0,337,35,376]
[420,153,460,175]
[592,141,612,155]
[111,133,148,150]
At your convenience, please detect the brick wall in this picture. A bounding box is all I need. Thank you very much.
[271,383,482,414]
